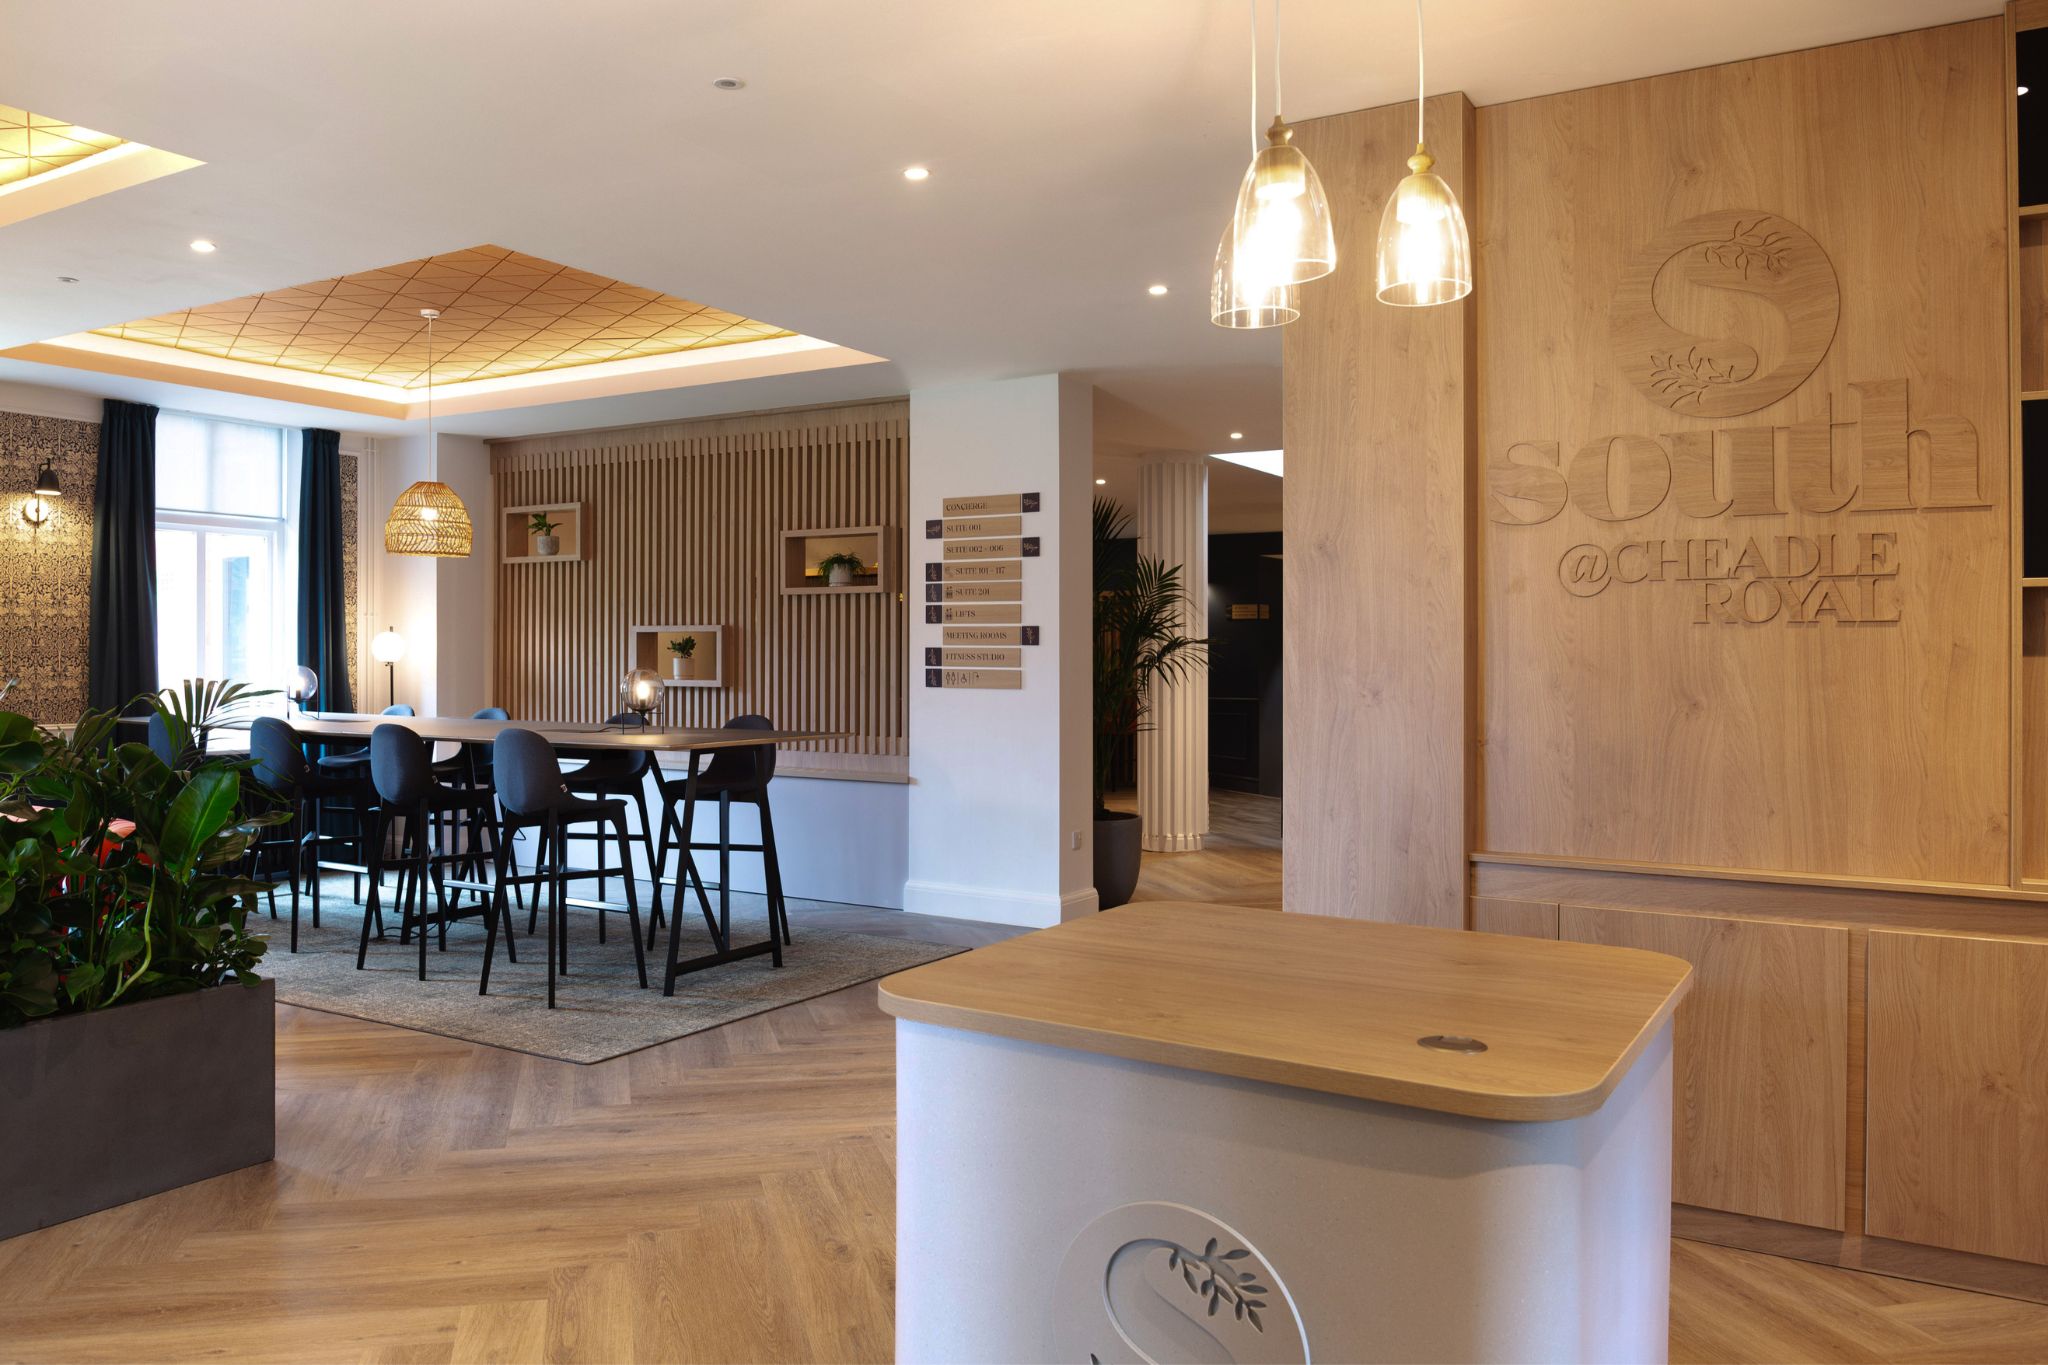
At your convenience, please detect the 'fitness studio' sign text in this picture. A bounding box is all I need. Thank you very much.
[1488,210,1987,627]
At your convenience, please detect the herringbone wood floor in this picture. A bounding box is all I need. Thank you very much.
[4,822,2047,1363]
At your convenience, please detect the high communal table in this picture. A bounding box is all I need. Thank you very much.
[285,712,842,992]
[880,901,1694,1365]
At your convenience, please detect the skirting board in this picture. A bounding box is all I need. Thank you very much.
[903,881,1097,929]
[1674,1205,2048,1305]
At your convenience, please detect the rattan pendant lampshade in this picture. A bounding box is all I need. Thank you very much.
[383,308,474,558]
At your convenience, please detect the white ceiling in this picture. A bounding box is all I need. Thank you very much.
[0,0,1996,462]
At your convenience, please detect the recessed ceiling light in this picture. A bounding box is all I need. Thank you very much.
[1147,284,1169,296]
[1095,477,1107,485]
[712,77,745,90]
[1229,431,1244,440]
[903,165,930,182]
[189,239,217,254]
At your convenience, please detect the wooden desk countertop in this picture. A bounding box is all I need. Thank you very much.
[878,902,1693,1122]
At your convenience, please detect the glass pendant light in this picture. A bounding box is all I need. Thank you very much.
[1212,0,1327,328]
[1375,0,1472,307]
[383,308,474,557]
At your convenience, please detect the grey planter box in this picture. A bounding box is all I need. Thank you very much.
[0,979,275,1241]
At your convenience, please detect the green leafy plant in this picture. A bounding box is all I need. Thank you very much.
[0,682,286,1029]
[664,635,698,658]
[1093,497,1206,812]
[527,511,561,537]
[816,551,868,580]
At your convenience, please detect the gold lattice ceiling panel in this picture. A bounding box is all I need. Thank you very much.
[93,245,795,389]
[0,106,126,189]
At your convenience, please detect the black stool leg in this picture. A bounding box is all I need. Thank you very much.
[613,810,648,988]
[544,812,560,1009]
[356,806,392,969]
[758,792,790,947]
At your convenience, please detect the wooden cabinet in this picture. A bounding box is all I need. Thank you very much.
[1560,905,1848,1229]
[1865,931,2048,1264]
[1469,896,1558,939]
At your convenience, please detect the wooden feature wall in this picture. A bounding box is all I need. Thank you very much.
[489,401,907,775]
[1476,19,2010,887]
[1283,93,1475,928]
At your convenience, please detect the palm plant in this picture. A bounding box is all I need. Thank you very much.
[1093,497,1206,812]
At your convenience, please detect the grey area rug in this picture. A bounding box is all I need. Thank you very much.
[254,880,960,1064]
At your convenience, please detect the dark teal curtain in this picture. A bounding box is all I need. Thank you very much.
[296,428,353,713]
[86,399,159,716]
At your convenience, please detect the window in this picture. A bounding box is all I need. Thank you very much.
[155,413,294,693]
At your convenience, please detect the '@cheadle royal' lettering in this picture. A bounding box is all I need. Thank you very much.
[1557,532,1901,626]
[1487,379,1986,526]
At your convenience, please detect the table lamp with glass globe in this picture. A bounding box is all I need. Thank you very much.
[619,668,660,727]
[286,666,319,713]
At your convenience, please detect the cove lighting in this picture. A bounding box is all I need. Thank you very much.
[1212,448,1283,478]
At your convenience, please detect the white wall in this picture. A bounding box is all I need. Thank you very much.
[358,431,494,716]
[904,374,1096,927]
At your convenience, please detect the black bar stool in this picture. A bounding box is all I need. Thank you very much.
[248,716,359,953]
[649,715,791,971]
[558,711,659,940]
[355,723,497,981]
[483,727,647,1008]
[312,702,415,904]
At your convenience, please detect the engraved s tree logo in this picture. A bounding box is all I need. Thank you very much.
[1610,209,1840,417]
[1053,1202,1309,1364]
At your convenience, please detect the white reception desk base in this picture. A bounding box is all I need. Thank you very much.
[881,902,1692,1364]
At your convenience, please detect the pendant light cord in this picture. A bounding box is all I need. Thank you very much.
[1274,0,1283,119]
[1415,0,1426,147]
[424,311,436,480]
[1248,0,1259,153]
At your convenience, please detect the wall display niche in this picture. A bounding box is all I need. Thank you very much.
[628,624,726,689]
[781,525,891,594]
[501,501,586,563]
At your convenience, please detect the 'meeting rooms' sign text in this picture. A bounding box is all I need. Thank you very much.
[1488,209,1988,626]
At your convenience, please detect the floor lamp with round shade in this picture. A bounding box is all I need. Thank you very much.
[371,629,406,709]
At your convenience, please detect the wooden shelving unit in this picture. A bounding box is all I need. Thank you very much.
[628,624,727,688]
[780,525,893,595]
[502,502,588,563]
[2016,9,2048,881]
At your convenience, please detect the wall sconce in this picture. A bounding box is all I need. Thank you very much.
[21,459,60,528]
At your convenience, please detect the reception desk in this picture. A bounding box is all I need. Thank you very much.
[879,902,1693,1364]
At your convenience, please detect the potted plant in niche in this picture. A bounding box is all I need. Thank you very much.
[665,633,698,681]
[0,680,286,1240]
[1092,498,1206,909]
[528,510,562,557]
[817,550,867,587]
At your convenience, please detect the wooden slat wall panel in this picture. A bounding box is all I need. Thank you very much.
[489,401,908,775]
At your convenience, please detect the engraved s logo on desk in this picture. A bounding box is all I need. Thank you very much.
[1053,1202,1307,1364]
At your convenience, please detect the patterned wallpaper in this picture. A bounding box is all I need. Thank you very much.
[0,410,365,723]
[0,410,98,723]
[339,450,360,704]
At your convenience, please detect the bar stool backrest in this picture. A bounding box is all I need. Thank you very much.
[370,723,434,806]
[248,716,307,796]
[146,711,205,768]
[700,714,776,793]
[494,727,570,815]
[383,704,415,717]
[474,707,510,721]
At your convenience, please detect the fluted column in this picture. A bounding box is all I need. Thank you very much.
[1137,451,1209,852]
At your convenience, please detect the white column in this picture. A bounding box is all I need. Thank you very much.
[1137,451,1209,852]
[906,375,1097,927]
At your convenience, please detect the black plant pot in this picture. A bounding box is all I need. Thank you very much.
[1094,810,1142,910]
[0,980,275,1241]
